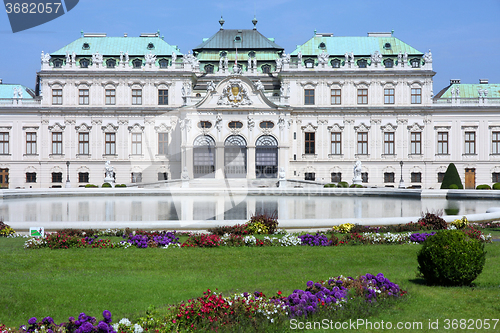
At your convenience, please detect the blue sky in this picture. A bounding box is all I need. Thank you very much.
[1,0,499,93]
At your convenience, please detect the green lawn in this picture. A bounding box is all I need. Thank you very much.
[1,237,499,332]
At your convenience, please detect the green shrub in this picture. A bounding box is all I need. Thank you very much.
[440,163,463,189]
[419,211,447,230]
[246,212,278,234]
[115,184,127,187]
[84,184,98,188]
[417,230,486,286]
[476,184,491,190]
[338,181,349,188]
[101,183,112,188]
[493,183,500,190]
[323,183,337,188]
[449,184,459,189]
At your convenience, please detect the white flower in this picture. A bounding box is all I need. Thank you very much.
[119,318,132,326]
[133,324,143,333]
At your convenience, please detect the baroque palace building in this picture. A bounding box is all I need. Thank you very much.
[0,18,499,189]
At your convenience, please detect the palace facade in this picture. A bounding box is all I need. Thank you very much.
[0,19,499,189]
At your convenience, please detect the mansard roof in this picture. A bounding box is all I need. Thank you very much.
[51,35,183,57]
[0,84,35,99]
[193,29,284,51]
[435,83,500,99]
[291,33,423,56]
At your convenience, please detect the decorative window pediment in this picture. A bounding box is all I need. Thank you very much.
[128,81,146,88]
[327,123,344,132]
[154,123,172,133]
[48,122,65,132]
[101,123,119,132]
[354,123,371,132]
[301,122,318,132]
[299,81,318,87]
[153,81,172,88]
[407,123,424,132]
[128,123,145,133]
[75,123,92,132]
[381,123,397,132]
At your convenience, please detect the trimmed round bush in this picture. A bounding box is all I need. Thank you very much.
[338,181,349,188]
[440,163,464,189]
[417,230,486,286]
[476,184,491,190]
[493,182,500,190]
[84,184,97,188]
[115,184,127,187]
[323,183,336,188]
[101,183,112,188]
[449,184,459,189]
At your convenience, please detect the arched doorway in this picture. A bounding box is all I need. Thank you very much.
[193,135,215,178]
[255,135,278,178]
[224,135,247,178]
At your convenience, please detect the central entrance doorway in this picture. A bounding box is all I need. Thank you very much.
[224,135,247,178]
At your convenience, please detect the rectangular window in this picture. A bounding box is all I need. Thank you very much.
[305,132,315,154]
[384,172,395,183]
[79,89,89,105]
[158,89,168,105]
[105,89,116,105]
[132,89,142,105]
[52,172,62,183]
[0,133,9,155]
[465,132,476,154]
[52,89,62,105]
[492,132,500,154]
[331,89,341,105]
[411,172,422,183]
[384,132,395,155]
[437,132,448,155]
[158,172,168,181]
[411,132,421,154]
[78,172,89,183]
[26,132,37,155]
[26,172,36,183]
[304,89,315,105]
[52,132,62,155]
[384,88,395,104]
[78,132,89,155]
[357,89,368,104]
[331,172,342,182]
[131,133,142,155]
[438,172,446,183]
[492,172,500,183]
[158,133,168,155]
[304,172,315,181]
[411,88,421,104]
[105,133,116,155]
[331,132,342,155]
[131,172,142,183]
[361,172,368,183]
[357,132,368,154]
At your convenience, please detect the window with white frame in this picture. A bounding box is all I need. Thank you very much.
[411,88,421,104]
[465,132,476,154]
[384,172,395,183]
[493,132,500,154]
[105,89,116,105]
[357,132,368,154]
[0,133,8,155]
[411,172,422,183]
[305,132,315,154]
[131,133,142,155]
[304,89,315,105]
[131,172,142,183]
[79,89,89,105]
[331,89,341,105]
[331,132,342,155]
[52,89,62,105]
[105,133,116,155]
[132,89,142,105]
[384,132,395,155]
[411,132,421,154]
[384,88,395,104]
[52,132,62,155]
[158,133,168,155]
[437,132,448,154]
[357,89,368,104]
[26,132,36,155]
[79,132,89,155]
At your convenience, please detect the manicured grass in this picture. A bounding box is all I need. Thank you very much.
[1,237,499,332]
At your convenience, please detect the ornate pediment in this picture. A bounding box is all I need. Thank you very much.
[327,123,344,132]
[301,122,318,132]
[381,123,397,132]
[354,122,371,132]
[75,123,92,132]
[217,79,252,107]
[48,122,65,132]
[128,123,145,133]
[155,123,172,133]
[407,122,424,132]
[101,123,119,132]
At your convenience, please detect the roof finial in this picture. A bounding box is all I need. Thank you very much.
[219,16,225,30]
[391,29,394,36]
[314,28,317,36]
[252,15,258,29]
[81,30,84,37]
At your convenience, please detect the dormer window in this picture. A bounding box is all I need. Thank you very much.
[410,58,420,68]
[358,59,368,68]
[234,35,241,42]
[133,59,142,68]
[82,43,90,50]
[331,59,341,68]
[220,51,227,57]
[159,58,169,68]
[318,42,326,49]
[384,43,392,49]
[248,51,256,58]
[261,64,271,74]
[147,43,155,50]
[304,59,315,68]
[204,64,214,74]
[384,59,394,68]
[52,59,63,68]
[106,59,116,68]
[80,59,89,68]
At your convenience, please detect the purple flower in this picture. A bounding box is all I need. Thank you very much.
[102,310,112,323]
[28,317,37,325]
[97,321,110,333]
[306,281,313,288]
[79,322,94,333]
[42,317,54,325]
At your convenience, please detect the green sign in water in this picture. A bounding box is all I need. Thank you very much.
[30,227,44,237]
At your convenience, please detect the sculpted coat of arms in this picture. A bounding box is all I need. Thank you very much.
[217,79,252,106]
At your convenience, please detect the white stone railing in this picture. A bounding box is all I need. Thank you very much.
[0,98,41,105]
[434,98,500,106]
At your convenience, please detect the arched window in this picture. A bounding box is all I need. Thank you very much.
[224,135,247,178]
[261,64,271,74]
[331,59,341,68]
[80,58,90,68]
[133,59,142,69]
[357,59,368,68]
[205,64,214,74]
[193,135,216,178]
[106,59,116,68]
[52,59,63,68]
[159,59,169,68]
[384,59,394,68]
[255,135,278,178]
[410,58,420,68]
[304,59,315,68]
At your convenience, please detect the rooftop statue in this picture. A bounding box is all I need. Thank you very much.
[318,50,329,64]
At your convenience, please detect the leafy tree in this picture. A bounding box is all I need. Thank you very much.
[440,163,463,189]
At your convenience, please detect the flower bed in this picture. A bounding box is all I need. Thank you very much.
[12,274,405,332]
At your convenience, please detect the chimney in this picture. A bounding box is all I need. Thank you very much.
[479,79,488,84]
[124,33,128,37]
[450,79,461,85]
[0,78,2,84]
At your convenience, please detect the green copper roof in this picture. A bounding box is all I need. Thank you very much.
[438,84,500,98]
[193,29,284,51]
[0,84,34,99]
[290,35,423,56]
[51,36,183,56]
[195,50,279,62]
